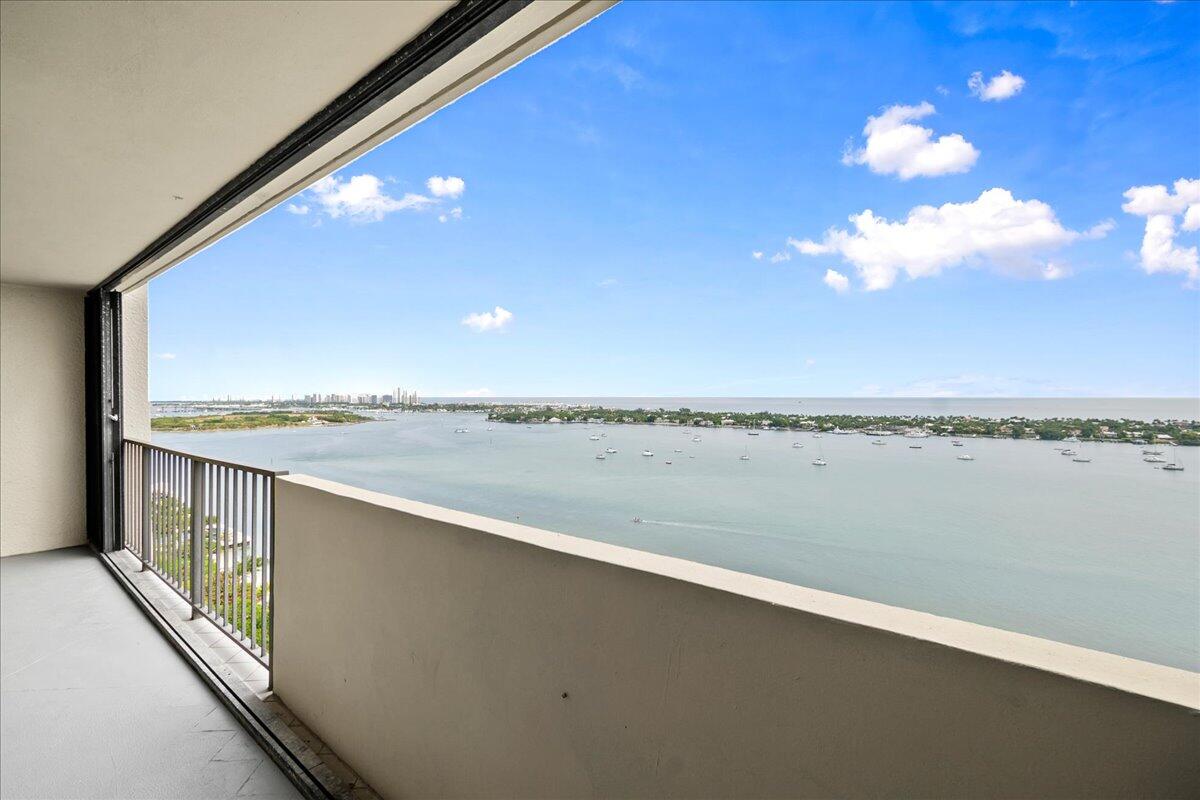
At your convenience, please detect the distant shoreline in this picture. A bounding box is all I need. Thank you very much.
[150,404,1199,444]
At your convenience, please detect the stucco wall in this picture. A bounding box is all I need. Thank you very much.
[273,474,1199,799]
[0,283,86,556]
[120,284,150,441]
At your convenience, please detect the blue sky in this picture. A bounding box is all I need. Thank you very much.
[150,0,1200,401]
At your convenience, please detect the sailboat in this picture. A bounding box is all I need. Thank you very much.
[739,447,751,461]
[792,442,803,448]
[641,449,654,457]
[1072,440,1092,463]
[589,434,601,441]
[595,452,606,460]
[811,440,826,466]
[1163,447,1185,471]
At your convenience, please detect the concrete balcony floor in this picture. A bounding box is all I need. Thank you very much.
[1,547,300,800]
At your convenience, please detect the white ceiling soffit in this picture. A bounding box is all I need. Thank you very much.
[0,0,614,291]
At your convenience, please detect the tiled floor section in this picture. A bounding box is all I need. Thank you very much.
[0,547,299,799]
[107,549,380,800]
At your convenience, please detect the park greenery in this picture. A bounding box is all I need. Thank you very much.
[141,493,270,652]
[151,411,368,432]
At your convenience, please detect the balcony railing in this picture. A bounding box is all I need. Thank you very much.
[121,438,285,667]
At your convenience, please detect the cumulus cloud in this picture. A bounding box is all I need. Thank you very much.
[769,252,791,263]
[823,269,850,293]
[308,174,435,221]
[426,176,465,199]
[461,306,513,333]
[790,188,1110,290]
[751,251,764,260]
[968,70,1026,101]
[156,352,177,360]
[842,102,978,180]
[597,278,618,288]
[286,203,309,215]
[1121,178,1200,285]
[438,207,463,223]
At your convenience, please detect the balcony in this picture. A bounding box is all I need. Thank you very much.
[2,2,1198,798]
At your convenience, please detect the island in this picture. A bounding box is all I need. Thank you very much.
[473,404,1200,445]
[151,411,369,432]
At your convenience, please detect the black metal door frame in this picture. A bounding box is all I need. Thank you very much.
[84,288,123,551]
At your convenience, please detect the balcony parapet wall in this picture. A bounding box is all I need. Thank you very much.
[273,473,1199,799]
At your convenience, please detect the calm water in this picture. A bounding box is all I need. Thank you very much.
[156,409,1200,671]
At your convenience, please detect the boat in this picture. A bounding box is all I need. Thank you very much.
[589,434,601,441]
[957,454,974,461]
[1064,436,1080,443]
[739,454,750,461]
[811,458,827,466]
[486,427,494,431]
[1142,449,1163,455]
[692,436,701,442]
[909,444,922,449]
[641,450,654,457]
[595,453,606,460]
[632,517,643,523]
[1072,456,1091,463]
[792,442,803,448]
[1162,462,1185,472]
[605,447,617,454]
[1144,455,1166,463]
[812,433,823,439]
[871,440,885,446]
[674,448,682,453]
[454,428,469,433]
[951,440,963,447]
[1060,449,1077,456]
[665,460,673,465]
[747,431,760,436]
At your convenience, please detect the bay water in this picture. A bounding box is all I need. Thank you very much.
[154,399,1200,671]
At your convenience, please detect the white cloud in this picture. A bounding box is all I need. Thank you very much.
[769,252,791,263]
[438,207,463,223]
[842,102,978,180]
[286,203,309,215]
[935,85,951,96]
[1121,178,1200,285]
[823,269,850,293]
[1041,261,1071,281]
[597,278,618,288]
[426,176,465,199]
[968,70,1026,101]
[308,174,434,222]
[1183,205,1200,232]
[790,188,1109,290]
[156,352,176,360]
[459,388,495,398]
[804,358,817,367]
[751,251,764,260]
[461,306,514,333]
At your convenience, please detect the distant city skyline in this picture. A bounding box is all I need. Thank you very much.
[149,1,1200,401]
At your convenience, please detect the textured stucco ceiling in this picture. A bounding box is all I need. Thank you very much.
[0,0,455,288]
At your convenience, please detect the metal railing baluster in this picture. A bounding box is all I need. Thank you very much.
[118,438,284,669]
